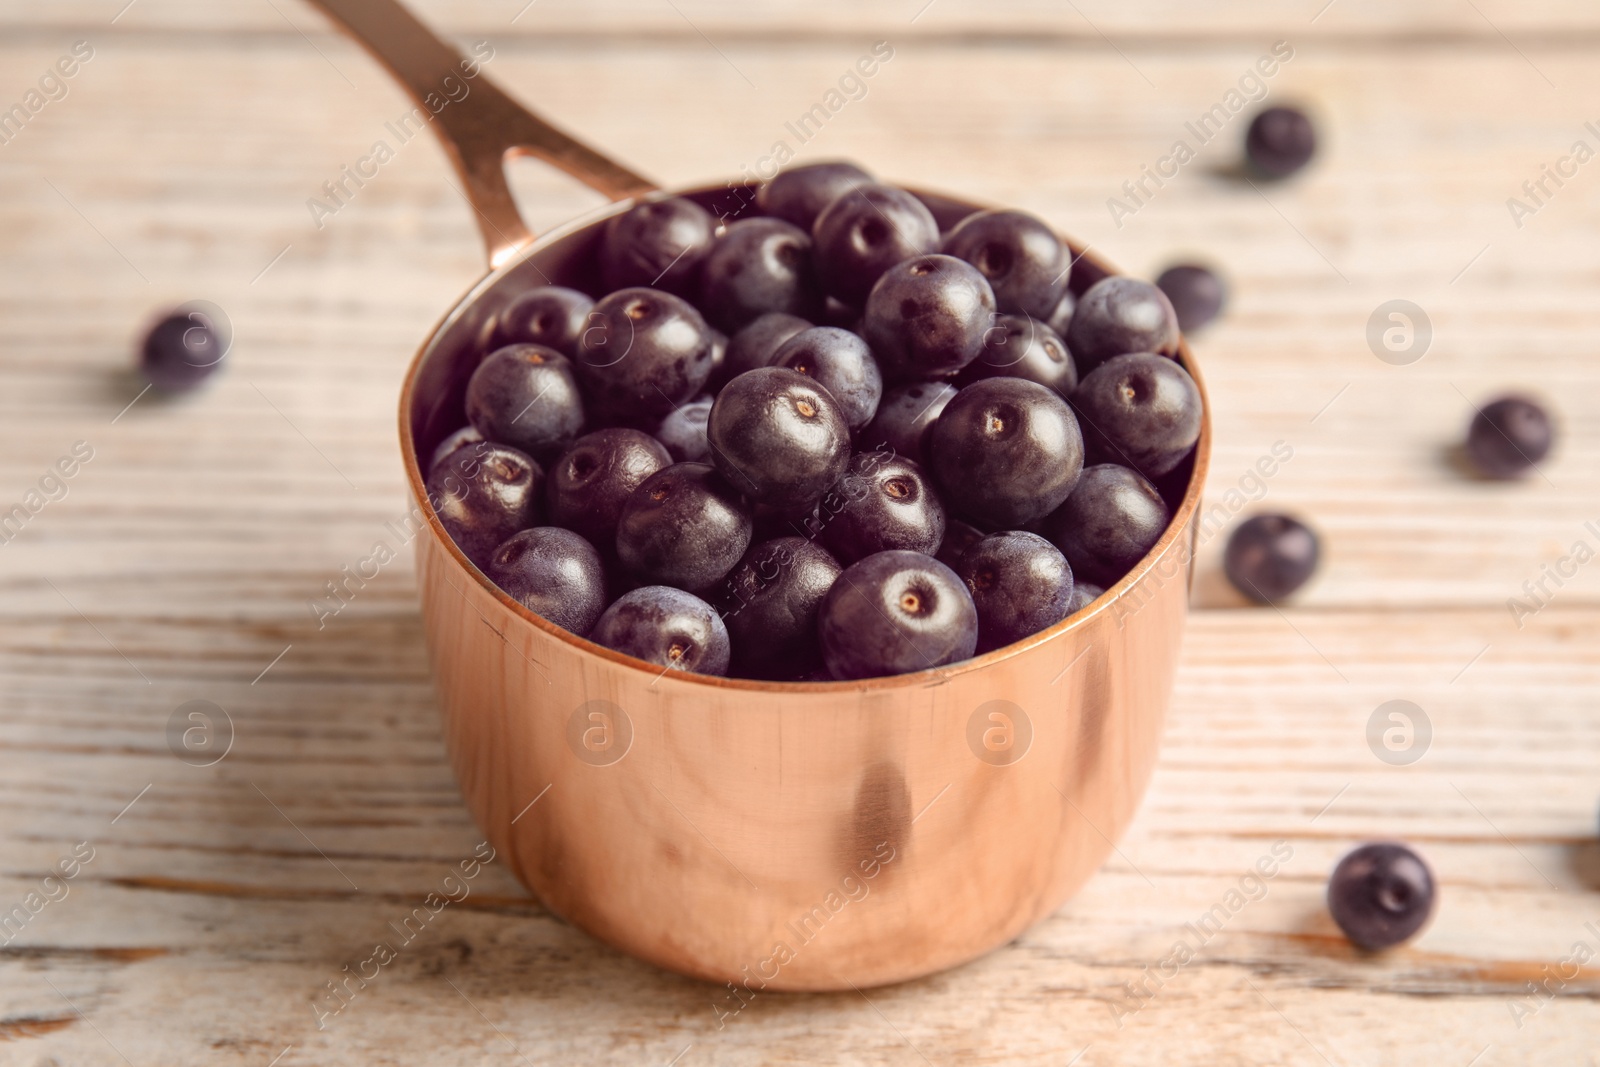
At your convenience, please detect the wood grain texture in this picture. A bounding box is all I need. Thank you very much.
[14,0,1600,39]
[1,5,1598,1064]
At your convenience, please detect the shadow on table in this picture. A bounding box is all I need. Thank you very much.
[1562,838,1600,892]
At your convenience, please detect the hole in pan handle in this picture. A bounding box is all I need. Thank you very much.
[305,0,659,267]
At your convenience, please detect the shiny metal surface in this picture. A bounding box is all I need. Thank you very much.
[311,0,1211,990]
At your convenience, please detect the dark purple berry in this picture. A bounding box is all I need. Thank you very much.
[494,286,593,356]
[860,381,958,466]
[1067,581,1104,613]
[941,209,1069,318]
[719,537,843,678]
[600,196,715,294]
[1465,396,1553,478]
[811,183,940,306]
[465,344,585,460]
[426,442,542,568]
[141,308,227,391]
[718,312,811,388]
[655,396,713,463]
[928,377,1084,528]
[956,531,1073,652]
[1155,264,1226,334]
[706,328,728,382]
[601,556,647,604]
[1246,106,1317,179]
[1072,352,1202,479]
[772,326,883,432]
[698,217,817,331]
[747,501,801,545]
[486,527,606,636]
[934,517,985,570]
[575,287,715,421]
[862,254,997,382]
[1043,464,1169,588]
[1044,290,1075,339]
[1327,842,1434,950]
[546,428,672,545]
[818,550,978,680]
[1224,514,1319,602]
[818,296,860,328]
[706,367,852,508]
[757,161,873,231]
[428,425,483,476]
[961,314,1077,397]
[591,586,730,676]
[615,462,752,591]
[1065,277,1180,374]
[812,452,945,564]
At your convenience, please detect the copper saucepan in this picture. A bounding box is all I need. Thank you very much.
[308,0,1211,991]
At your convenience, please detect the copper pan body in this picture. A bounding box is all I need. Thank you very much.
[311,0,1211,990]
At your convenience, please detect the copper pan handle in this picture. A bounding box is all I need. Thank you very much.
[305,0,658,267]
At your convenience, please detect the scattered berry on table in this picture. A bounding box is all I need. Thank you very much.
[1155,264,1226,333]
[141,308,227,392]
[1246,105,1317,179]
[1327,842,1435,951]
[1224,513,1320,602]
[1464,395,1553,479]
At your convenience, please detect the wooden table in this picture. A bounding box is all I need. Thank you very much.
[3,2,1598,1062]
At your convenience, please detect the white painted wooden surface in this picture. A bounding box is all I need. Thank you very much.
[1,3,1598,1063]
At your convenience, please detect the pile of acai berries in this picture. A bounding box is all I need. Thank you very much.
[424,162,1202,681]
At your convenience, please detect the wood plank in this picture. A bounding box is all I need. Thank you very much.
[1,42,1598,609]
